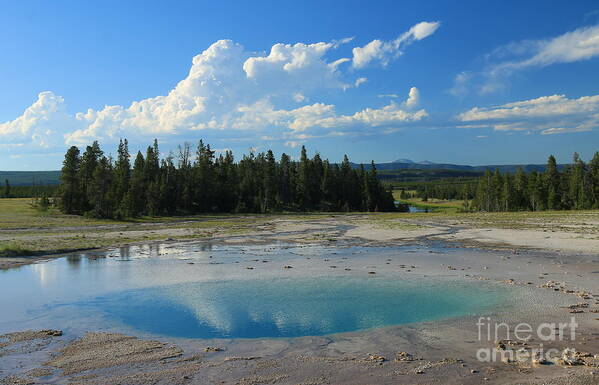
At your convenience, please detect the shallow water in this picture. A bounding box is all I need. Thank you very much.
[0,242,511,339]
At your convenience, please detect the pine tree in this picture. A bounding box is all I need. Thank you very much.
[177,142,193,212]
[193,140,215,212]
[125,152,146,217]
[90,156,114,218]
[159,154,178,215]
[278,153,293,208]
[78,141,103,213]
[59,146,81,214]
[475,169,492,211]
[513,167,528,210]
[589,152,599,208]
[569,153,585,210]
[3,179,10,198]
[57,139,399,216]
[262,150,277,212]
[144,140,162,215]
[545,155,561,210]
[501,173,513,211]
[320,160,336,211]
[297,146,311,210]
[113,139,131,217]
[214,151,237,212]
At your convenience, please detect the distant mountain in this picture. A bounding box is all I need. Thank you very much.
[0,161,566,187]
[393,158,415,164]
[352,161,563,173]
[0,171,61,186]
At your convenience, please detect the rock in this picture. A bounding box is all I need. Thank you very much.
[204,346,223,352]
[395,352,414,362]
[532,354,548,366]
[567,302,589,309]
[366,354,386,362]
[560,348,584,366]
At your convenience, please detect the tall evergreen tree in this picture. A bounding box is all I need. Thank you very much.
[78,141,103,213]
[545,155,561,210]
[113,139,131,217]
[589,152,599,208]
[3,179,10,198]
[569,153,586,210]
[125,152,146,217]
[59,146,81,214]
[90,156,114,218]
[297,146,311,210]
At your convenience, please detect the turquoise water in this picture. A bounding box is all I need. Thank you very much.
[0,243,509,339]
[87,278,503,338]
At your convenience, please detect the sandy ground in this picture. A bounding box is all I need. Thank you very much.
[1,213,599,384]
[436,227,599,254]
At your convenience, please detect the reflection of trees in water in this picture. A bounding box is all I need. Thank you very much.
[66,255,81,268]
[149,243,160,257]
[119,246,130,260]
[196,243,213,252]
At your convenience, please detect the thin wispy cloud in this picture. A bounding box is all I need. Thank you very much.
[351,21,440,68]
[452,24,599,95]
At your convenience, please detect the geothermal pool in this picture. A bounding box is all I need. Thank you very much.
[0,242,511,339]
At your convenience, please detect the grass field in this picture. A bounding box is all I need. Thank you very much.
[0,198,123,229]
[392,190,465,213]
[2,197,598,259]
[0,198,320,257]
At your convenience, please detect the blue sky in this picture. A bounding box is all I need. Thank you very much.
[1,0,599,170]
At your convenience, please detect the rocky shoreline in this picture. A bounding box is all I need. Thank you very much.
[1,215,598,384]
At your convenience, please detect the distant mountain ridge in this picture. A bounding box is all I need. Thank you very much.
[1,160,563,186]
[353,160,561,173]
[0,171,61,186]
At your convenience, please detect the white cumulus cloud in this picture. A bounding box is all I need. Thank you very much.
[458,93,599,134]
[1,35,431,149]
[405,86,420,108]
[0,91,79,147]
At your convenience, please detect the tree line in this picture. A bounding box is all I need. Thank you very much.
[1,179,59,199]
[472,153,599,212]
[58,139,396,218]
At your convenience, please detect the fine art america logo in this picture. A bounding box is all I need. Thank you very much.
[475,316,583,365]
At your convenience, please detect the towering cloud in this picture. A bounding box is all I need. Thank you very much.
[1,33,431,149]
